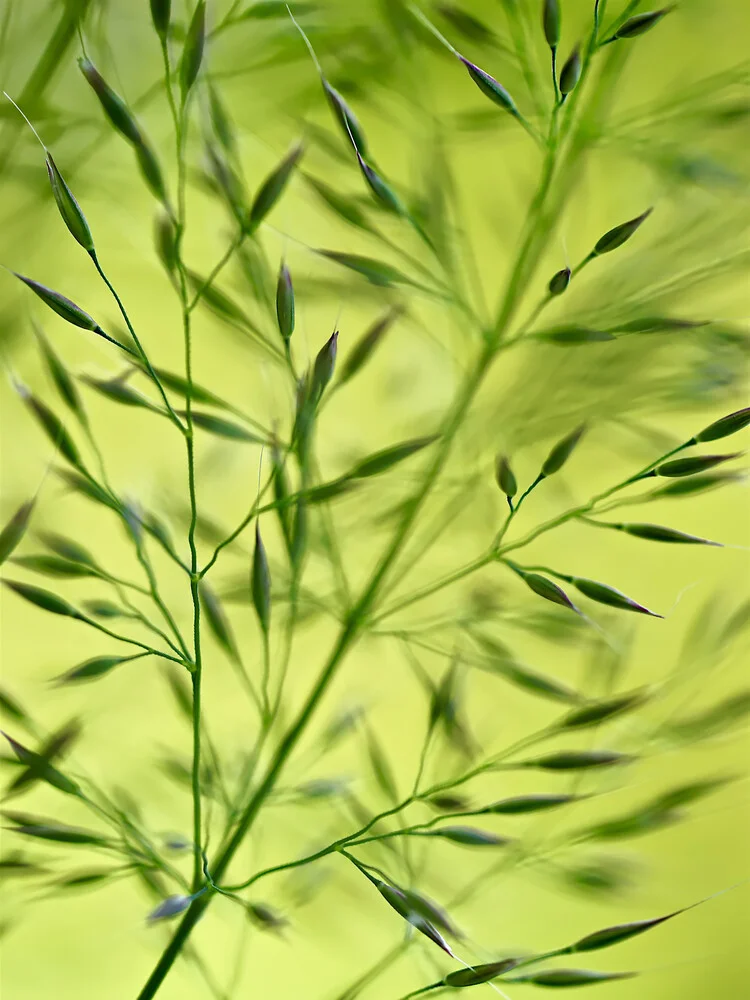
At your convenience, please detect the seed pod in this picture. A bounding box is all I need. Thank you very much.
[559,45,581,95]
[495,455,517,497]
[366,728,399,804]
[484,794,579,814]
[543,0,560,49]
[511,969,635,987]
[615,8,672,39]
[199,582,240,664]
[2,732,79,796]
[541,423,586,476]
[246,901,288,933]
[13,273,99,332]
[339,306,402,384]
[656,453,740,477]
[539,326,614,345]
[33,325,85,419]
[570,577,661,617]
[150,0,171,38]
[310,330,339,401]
[55,655,132,684]
[571,911,684,954]
[305,173,372,231]
[147,894,193,923]
[12,554,98,578]
[559,691,647,729]
[323,82,368,155]
[46,154,94,251]
[155,211,178,274]
[618,522,720,546]
[444,959,520,988]
[2,813,109,846]
[356,153,404,214]
[653,472,740,499]
[186,412,263,442]
[135,139,168,204]
[348,436,438,479]
[208,84,236,153]
[247,142,304,232]
[593,209,652,255]
[319,250,413,287]
[2,580,83,620]
[694,406,750,442]
[523,750,631,771]
[275,263,295,343]
[180,2,206,98]
[460,56,517,115]
[78,58,142,145]
[251,523,271,635]
[429,794,470,812]
[548,266,571,295]
[0,501,34,565]
[21,390,81,468]
[426,826,509,847]
[518,570,579,613]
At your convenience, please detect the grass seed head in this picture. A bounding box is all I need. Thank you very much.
[150,0,171,38]
[543,0,561,49]
[78,58,142,145]
[46,155,94,251]
[541,423,587,476]
[615,8,673,40]
[656,453,741,477]
[460,57,518,115]
[495,455,517,497]
[252,523,271,635]
[593,209,652,255]
[323,82,368,156]
[444,958,520,988]
[247,142,304,232]
[0,502,35,566]
[694,406,750,443]
[548,266,571,295]
[180,2,207,99]
[559,46,581,95]
[275,263,295,343]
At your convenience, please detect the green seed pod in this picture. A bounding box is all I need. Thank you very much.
[460,56,517,115]
[319,250,411,287]
[512,969,635,987]
[305,173,372,231]
[13,273,99,332]
[21,390,81,468]
[524,750,631,770]
[208,84,236,153]
[484,794,578,814]
[541,423,587,476]
[310,330,339,402]
[55,655,131,684]
[199,582,241,664]
[495,455,517,497]
[0,502,34,565]
[559,45,581,95]
[290,496,308,574]
[356,153,404,214]
[135,139,168,204]
[339,306,402,384]
[618,522,720,546]
[2,580,83,620]
[543,0,560,49]
[246,901,288,933]
[559,691,647,729]
[33,324,86,421]
[12,555,97,578]
[154,211,179,274]
[652,472,740,499]
[180,2,207,98]
[427,826,508,847]
[694,406,750,442]
[275,264,295,343]
[571,912,682,953]
[548,266,571,295]
[539,326,614,344]
[518,569,579,613]
[571,576,661,617]
[323,82,368,155]
[429,794,470,812]
[150,0,171,38]
[247,142,304,232]
[46,154,94,251]
[593,208,652,255]
[656,453,740,477]
[251,522,271,635]
[78,58,142,145]
[348,436,438,479]
[615,8,672,39]
[444,959,520,988]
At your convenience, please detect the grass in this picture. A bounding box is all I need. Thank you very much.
[0,1,748,998]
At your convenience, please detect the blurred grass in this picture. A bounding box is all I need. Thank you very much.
[0,1,748,998]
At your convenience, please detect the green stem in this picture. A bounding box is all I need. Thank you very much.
[89,252,185,432]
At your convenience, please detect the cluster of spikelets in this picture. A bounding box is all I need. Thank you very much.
[0,2,748,999]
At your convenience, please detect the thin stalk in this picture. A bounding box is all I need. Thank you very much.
[89,253,185,432]
[187,231,246,313]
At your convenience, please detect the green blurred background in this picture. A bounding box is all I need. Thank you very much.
[0,1,748,998]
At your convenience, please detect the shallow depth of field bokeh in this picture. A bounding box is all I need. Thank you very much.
[0,1,748,999]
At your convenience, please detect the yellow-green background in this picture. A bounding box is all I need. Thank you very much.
[0,1,748,998]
